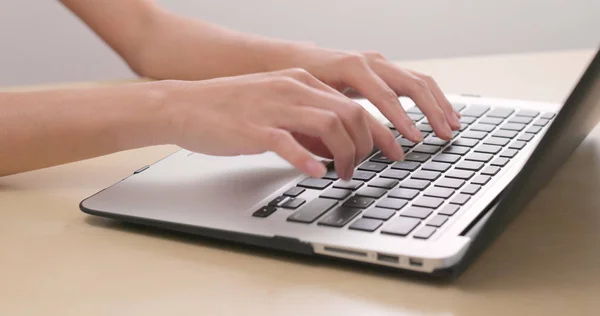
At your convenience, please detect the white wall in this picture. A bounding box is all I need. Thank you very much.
[0,0,598,87]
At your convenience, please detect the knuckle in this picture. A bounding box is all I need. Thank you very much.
[346,103,365,125]
[380,87,399,103]
[269,76,300,92]
[363,50,386,61]
[408,77,429,94]
[342,53,367,66]
[322,112,343,134]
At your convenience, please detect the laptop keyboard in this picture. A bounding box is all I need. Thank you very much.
[252,104,556,240]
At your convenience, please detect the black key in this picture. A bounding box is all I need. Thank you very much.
[443,145,470,156]
[381,217,421,236]
[287,198,338,223]
[461,131,488,140]
[465,152,493,162]
[470,124,496,132]
[401,206,433,219]
[363,207,396,220]
[408,113,425,122]
[455,161,484,171]
[353,170,376,181]
[318,206,362,227]
[407,106,422,114]
[333,180,364,190]
[481,166,501,176]
[540,112,556,119]
[268,196,288,206]
[424,137,449,146]
[422,162,451,172]
[438,204,460,216]
[413,197,444,209]
[422,131,432,139]
[282,198,306,209]
[461,105,490,117]
[413,144,441,154]
[349,218,383,232]
[475,144,502,154]
[432,153,461,164]
[460,116,477,124]
[358,162,388,173]
[370,153,395,164]
[501,123,526,132]
[526,126,542,134]
[508,116,533,124]
[322,170,339,180]
[356,187,387,199]
[453,138,479,147]
[493,130,518,138]
[320,188,352,200]
[376,198,408,210]
[491,157,510,167]
[253,206,277,218]
[390,129,401,138]
[500,149,519,158]
[451,131,460,139]
[516,110,540,117]
[424,187,454,199]
[509,141,526,149]
[487,107,514,118]
[427,215,449,227]
[298,178,332,190]
[380,169,410,180]
[446,169,475,180]
[397,138,416,148]
[283,187,305,197]
[435,177,465,189]
[400,179,430,190]
[343,196,375,208]
[413,226,436,239]
[453,103,466,112]
[450,194,471,205]
[418,123,433,132]
[405,152,431,163]
[391,161,420,171]
[368,178,398,189]
[412,171,441,181]
[471,175,491,185]
[483,137,510,146]
[533,118,550,126]
[461,184,481,195]
[518,133,535,142]
[479,117,504,125]
[389,188,420,200]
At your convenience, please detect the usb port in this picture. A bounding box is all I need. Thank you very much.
[377,253,399,264]
[409,258,423,267]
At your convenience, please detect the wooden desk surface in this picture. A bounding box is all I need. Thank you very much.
[1,49,599,315]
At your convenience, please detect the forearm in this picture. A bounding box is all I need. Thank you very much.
[0,83,170,176]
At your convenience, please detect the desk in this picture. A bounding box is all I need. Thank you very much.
[1,49,598,315]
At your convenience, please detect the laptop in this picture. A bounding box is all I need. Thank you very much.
[80,49,600,279]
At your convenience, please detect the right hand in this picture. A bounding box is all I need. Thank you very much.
[156,69,409,180]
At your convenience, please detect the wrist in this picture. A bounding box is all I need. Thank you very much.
[257,40,316,72]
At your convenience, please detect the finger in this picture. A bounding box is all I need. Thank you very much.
[409,70,461,130]
[365,114,405,161]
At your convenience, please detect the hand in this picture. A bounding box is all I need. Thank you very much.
[157,69,406,180]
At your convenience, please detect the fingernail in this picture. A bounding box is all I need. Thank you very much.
[410,125,424,142]
[306,160,326,178]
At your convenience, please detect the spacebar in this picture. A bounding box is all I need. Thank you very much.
[287,198,338,223]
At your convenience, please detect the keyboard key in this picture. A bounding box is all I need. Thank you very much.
[481,166,501,176]
[407,106,422,114]
[453,138,479,147]
[450,194,471,205]
[475,144,502,154]
[390,129,401,138]
[318,206,362,227]
[446,169,475,180]
[465,152,493,162]
[422,162,451,172]
[391,161,420,171]
[380,169,410,180]
[516,110,540,117]
[453,103,466,112]
[459,124,469,131]
[422,131,432,139]
[413,144,441,154]
[322,170,339,180]
[413,197,444,209]
[363,207,396,220]
[397,138,416,147]
[385,122,396,129]
[460,116,477,124]
[493,130,518,139]
[424,137,449,146]
[526,126,543,134]
[479,117,504,125]
[461,184,482,195]
[358,162,388,173]
[443,145,470,155]
[287,198,338,223]
[413,226,436,239]
[400,179,430,190]
[432,153,461,164]
[509,141,527,149]
[356,187,387,199]
[470,124,496,132]
[451,131,460,139]
[435,177,465,189]
[389,188,420,200]
[282,198,306,209]
[518,133,535,142]
[427,215,449,227]
[462,131,488,140]
[487,107,514,118]
[283,187,305,197]
[253,206,277,218]
[333,180,364,190]
[370,153,395,164]
[418,123,433,132]
[491,157,510,167]
[376,198,408,210]
[343,196,375,208]
[461,105,490,117]
[298,178,332,190]
[381,217,421,236]
[471,175,491,185]
[508,116,533,124]
[353,170,376,181]
[349,218,383,232]
[438,204,460,216]
[412,170,441,181]
[409,113,425,122]
[405,152,431,162]
[500,149,519,158]
[533,118,550,126]
[268,196,288,206]
[455,161,484,171]
[401,206,433,219]
[501,123,526,132]
[540,112,556,119]
[425,186,455,198]
[368,178,399,189]
[483,137,510,146]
